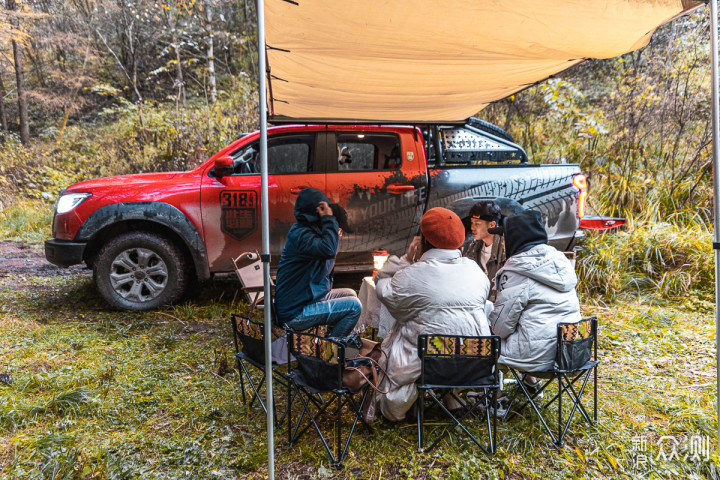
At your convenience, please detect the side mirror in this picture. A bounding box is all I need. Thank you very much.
[214,155,234,178]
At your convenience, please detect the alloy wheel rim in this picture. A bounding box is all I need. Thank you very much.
[109,247,168,302]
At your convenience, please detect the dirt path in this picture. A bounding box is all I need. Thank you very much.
[0,240,363,289]
[0,240,88,278]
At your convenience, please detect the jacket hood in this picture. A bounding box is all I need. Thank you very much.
[504,210,548,257]
[500,244,577,292]
[294,188,330,224]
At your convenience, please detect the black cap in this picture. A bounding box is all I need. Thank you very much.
[469,201,501,223]
[504,210,548,257]
[330,203,354,233]
[487,224,504,236]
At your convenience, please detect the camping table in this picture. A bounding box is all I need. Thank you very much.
[357,276,396,339]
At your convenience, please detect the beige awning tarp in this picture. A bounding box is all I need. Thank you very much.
[265,0,701,123]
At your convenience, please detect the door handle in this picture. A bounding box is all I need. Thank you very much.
[386,184,415,195]
[290,186,309,195]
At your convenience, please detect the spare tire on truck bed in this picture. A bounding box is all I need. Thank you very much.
[466,117,514,143]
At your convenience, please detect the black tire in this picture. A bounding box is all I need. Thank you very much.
[93,231,188,311]
[466,117,514,143]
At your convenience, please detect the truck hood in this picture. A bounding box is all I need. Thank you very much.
[65,172,181,193]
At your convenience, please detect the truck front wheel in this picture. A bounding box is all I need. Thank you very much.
[93,231,188,311]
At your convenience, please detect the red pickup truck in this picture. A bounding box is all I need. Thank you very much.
[45,119,617,310]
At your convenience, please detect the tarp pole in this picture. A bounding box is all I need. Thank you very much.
[257,0,275,477]
[711,0,720,458]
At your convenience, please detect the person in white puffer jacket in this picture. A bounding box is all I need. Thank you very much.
[374,207,492,422]
[489,209,581,372]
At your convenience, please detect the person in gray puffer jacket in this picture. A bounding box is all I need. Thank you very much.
[489,209,581,372]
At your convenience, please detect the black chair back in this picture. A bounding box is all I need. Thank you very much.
[288,331,345,392]
[555,317,597,372]
[418,335,501,388]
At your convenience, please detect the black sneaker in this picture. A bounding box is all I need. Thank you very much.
[491,396,511,417]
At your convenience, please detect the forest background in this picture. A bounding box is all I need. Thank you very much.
[0,1,717,478]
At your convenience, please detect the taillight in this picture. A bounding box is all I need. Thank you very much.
[573,174,587,218]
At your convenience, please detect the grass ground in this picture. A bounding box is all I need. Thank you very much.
[0,257,719,479]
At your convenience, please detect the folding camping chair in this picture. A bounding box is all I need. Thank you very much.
[230,313,293,427]
[285,331,374,469]
[416,334,501,454]
[501,317,599,447]
[233,252,274,313]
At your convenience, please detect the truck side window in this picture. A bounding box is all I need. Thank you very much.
[268,135,314,174]
[230,134,315,175]
[336,133,402,171]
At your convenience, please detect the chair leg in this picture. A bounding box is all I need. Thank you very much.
[236,360,267,413]
[593,364,598,422]
[492,388,498,453]
[346,389,374,434]
[249,371,267,412]
[272,374,291,428]
[423,389,490,455]
[560,373,593,424]
[287,377,293,446]
[248,291,262,314]
[558,371,594,444]
[504,371,555,422]
[487,388,497,454]
[293,387,337,463]
[339,389,370,467]
[335,394,342,469]
[418,390,425,452]
[557,376,563,447]
[237,359,247,405]
[501,369,524,422]
[510,370,559,446]
[542,372,585,415]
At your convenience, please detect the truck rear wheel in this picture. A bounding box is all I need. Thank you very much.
[93,231,188,311]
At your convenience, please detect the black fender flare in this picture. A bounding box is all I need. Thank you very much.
[446,197,483,221]
[448,195,529,220]
[75,202,210,281]
[446,196,528,234]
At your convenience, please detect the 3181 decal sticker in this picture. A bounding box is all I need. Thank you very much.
[220,190,257,241]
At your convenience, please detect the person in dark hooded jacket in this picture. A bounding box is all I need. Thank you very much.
[489,209,581,372]
[274,188,361,337]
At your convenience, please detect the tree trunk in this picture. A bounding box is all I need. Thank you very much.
[12,38,29,144]
[7,0,30,144]
[56,107,70,145]
[117,2,141,102]
[168,8,185,108]
[174,41,185,107]
[0,71,9,133]
[206,0,216,103]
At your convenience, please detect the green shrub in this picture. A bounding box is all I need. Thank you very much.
[577,220,713,301]
[0,199,53,242]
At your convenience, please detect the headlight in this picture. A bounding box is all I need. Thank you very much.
[56,193,91,214]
